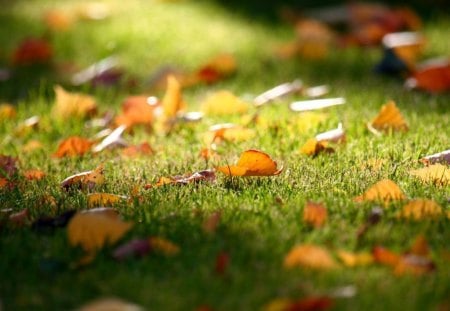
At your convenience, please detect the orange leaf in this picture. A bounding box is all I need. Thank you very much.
[12,38,52,65]
[0,103,16,119]
[53,85,97,119]
[299,138,334,156]
[61,164,105,191]
[204,123,255,144]
[67,208,133,254]
[162,75,186,119]
[409,164,449,186]
[295,19,335,60]
[122,142,153,157]
[216,149,283,177]
[53,136,93,158]
[201,91,248,116]
[284,244,338,270]
[399,199,442,220]
[372,246,401,267]
[43,9,74,31]
[195,53,236,83]
[410,234,430,257]
[23,169,46,181]
[115,96,157,128]
[405,58,450,93]
[23,140,43,153]
[369,100,408,132]
[337,250,373,267]
[303,201,327,228]
[354,179,406,205]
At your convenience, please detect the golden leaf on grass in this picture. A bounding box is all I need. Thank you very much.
[409,164,449,186]
[0,103,16,119]
[23,169,46,181]
[201,91,248,116]
[162,75,186,119]
[149,237,180,256]
[216,149,283,177]
[299,138,334,156]
[68,208,133,254]
[284,244,338,270]
[61,164,105,190]
[337,250,373,267]
[52,85,97,119]
[146,170,216,188]
[368,100,408,133]
[303,201,327,228]
[204,123,255,144]
[354,179,406,205]
[87,193,127,208]
[115,96,157,128]
[53,136,93,158]
[399,199,442,220]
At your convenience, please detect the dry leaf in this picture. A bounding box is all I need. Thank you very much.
[216,149,283,177]
[92,126,128,153]
[372,246,401,267]
[149,237,179,256]
[12,38,52,65]
[122,142,153,157]
[303,201,328,228]
[337,250,373,267]
[202,211,221,234]
[77,2,110,20]
[204,123,255,144]
[201,91,248,116]
[300,138,334,156]
[194,53,237,84]
[290,98,345,112]
[115,96,157,128]
[409,164,449,186]
[254,80,303,107]
[161,75,186,119]
[112,238,152,261]
[0,155,18,178]
[146,170,216,188]
[68,208,133,254]
[53,85,97,119]
[0,103,16,119]
[295,19,335,59]
[420,149,450,165]
[53,136,93,158]
[87,193,127,208]
[61,164,105,191]
[354,179,406,205]
[43,9,74,31]
[369,100,408,132]
[23,140,43,153]
[14,116,40,137]
[23,169,46,181]
[399,199,442,220]
[76,297,144,311]
[315,123,345,143]
[9,208,30,227]
[284,244,338,270]
[405,58,450,93]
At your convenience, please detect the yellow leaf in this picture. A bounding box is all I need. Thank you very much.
[284,244,338,270]
[204,123,255,144]
[369,100,408,132]
[87,193,127,208]
[299,138,334,156]
[399,199,442,220]
[303,201,327,228]
[0,103,16,119]
[53,85,97,119]
[354,179,406,205]
[201,90,248,115]
[162,75,186,119]
[149,237,180,256]
[337,250,373,267]
[409,164,449,186]
[293,112,328,133]
[67,208,133,254]
[216,149,283,177]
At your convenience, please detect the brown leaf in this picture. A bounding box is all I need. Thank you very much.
[53,85,97,119]
[149,237,179,256]
[409,164,449,186]
[61,164,105,191]
[53,136,93,158]
[215,251,230,276]
[23,169,46,181]
[372,246,401,267]
[0,155,18,178]
[284,244,338,270]
[92,126,128,153]
[295,19,335,60]
[9,208,30,227]
[194,53,237,84]
[420,149,450,165]
[288,296,334,311]
[12,37,52,65]
[354,179,406,205]
[303,201,327,228]
[146,170,216,188]
[398,199,442,220]
[369,100,408,133]
[217,150,283,177]
[161,75,186,119]
[202,211,221,234]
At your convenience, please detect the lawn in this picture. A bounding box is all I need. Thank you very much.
[0,1,449,310]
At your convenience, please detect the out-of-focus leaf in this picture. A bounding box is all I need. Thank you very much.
[92,126,128,153]
[23,169,46,181]
[368,100,408,133]
[284,244,338,270]
[299,138,334,156]
[72,56,122,87]
[361,158,386,172]
[0,103,16,119]
[337,250,373,267]
[146,170,216,188]
[217,149,283,177]
[194,53,237,84]
[420,149,450,165]
[354,179,406,205]
[77,2,111,21]
[315,123,345,143]
[149,237,179,256]
[87,193,127,208]
[202,211,221,234]
[288,296,334,311]
[112,238,152,261]
[53,85,97,119]
[53,136,93,158]
[122,142,153,157]
[61,164,105,191]
[23,140,43,153]
[290,97,345,112]
[32,210,76,231]
[161,75,186,119]
[68,208,133,257]
[409,164,449,186]
[8,208,30,227]
[14,116,40,137]
[398,199,442,220]
[12,38,52,65]
[75,297,144,311]
[204,123,255,144]
[43,9,74,31]
[405,58,450,93]
[303,201,327,228]
[201,91,248,116]
[115,96,157,128]
[254,80,303,107]
[295,19,335,59]
[0,155,18,178]
[215,251,229,276]
[372,246,401,267]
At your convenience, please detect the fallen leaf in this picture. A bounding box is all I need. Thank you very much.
[201,91,248,116]
[23,140,43,153]
[14,116,40,137]
[202,211,221,234]
[23,169,46,180]
[194,53,236,84]
[399,199,442,220]
[337,250,373,267]
[361,158,386,172]
[409,164,449,186]
[354,179,406,205]
[290,98,345,112]
[215,251,229,276]
[254,80,303,107]
[146,170,216,188]
[204,123,255,144]
[369,100,408,133]
[372,246,401,267]
[115,96,157,128]
[122,142,153,157]
[216,149,283,177]
[300,138,334,156]
[71,56,122,87]
[0,178,10,189]
[53,136,93,158]
[61,164,105,191]
[92,125,128,153]
[394,254,435,275]
[0,103,16,119]
[87,193,127,208]
[315,123,345,143]
[68,208,133,256]
[295,19,335,59]
[77,2,111,20]
[53,85,97,119]
[112,238,152,261]
[161,75,186,119]
[288,296,334,311]
[409,234,429,257]
[0,155,18,178]
[9,208,30,227]
[420,149,450,165]
[303,201,328,228]
[43,9,74,31]
[76,297,144,311]
[284,244,338,270]
[149,237,179,256]
[405,58,450,93]
[12,37,52,65]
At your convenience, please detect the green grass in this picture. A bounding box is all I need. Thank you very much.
[1,1,449,310]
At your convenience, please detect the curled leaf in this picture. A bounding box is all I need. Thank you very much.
[420,149,450,165]
[217,149,283,177]
[290,97,345,112]
[368,100,408,133]
[61,164,105,191]
[146,170,216,188]
[112,238,152,261]
[300,138,334,156]
[162,75,186,119]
